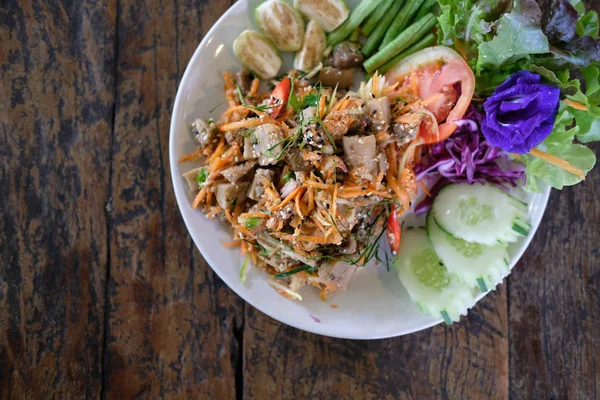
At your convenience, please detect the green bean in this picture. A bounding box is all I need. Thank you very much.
[414,0,438,21]
[378,33,436,74]
[364,13,437,73]
[362,0,395,36]
[327,0,380,46]
[361,0,405,57]
[380,0,425,48]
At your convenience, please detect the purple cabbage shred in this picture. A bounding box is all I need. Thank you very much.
[414,106,526,215]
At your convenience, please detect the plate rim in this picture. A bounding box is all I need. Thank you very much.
[169,0,552,339]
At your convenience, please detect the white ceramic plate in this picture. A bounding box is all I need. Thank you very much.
[169,0,551,339]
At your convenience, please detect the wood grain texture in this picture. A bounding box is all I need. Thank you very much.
[508,144,600,399]
[244,287,508,399]
[0,0,116,398]
[102,0,244,398]
[1,0,599,399]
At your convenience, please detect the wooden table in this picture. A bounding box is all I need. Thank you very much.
[1,1,599,398]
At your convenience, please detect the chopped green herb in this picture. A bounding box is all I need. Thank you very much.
[274,264,317,279]
[282,171,295,183]
[240,256,250,284]
[244,216,262,230]
[303,92,320,107]
[196,168,208,187]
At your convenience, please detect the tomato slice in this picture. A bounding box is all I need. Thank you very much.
[386,204,401,255]
[268,77,291,119]
[385,46,475,144]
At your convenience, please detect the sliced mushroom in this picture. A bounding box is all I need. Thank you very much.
[216,182,249,210]
[284,147,313,172]
[243,136,258,160]
[331,41,364,69]
[253,124,285,166]
[318,68,354,88]
[221,161,257,184]
[367,96,391,132]
[392,122,419,146]
[182,167,203,192]
[192,118,215,146]
[247,168,275,201]
[342,135,377,180]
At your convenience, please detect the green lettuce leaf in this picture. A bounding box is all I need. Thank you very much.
[577,11,599,38]
[569,0,585,15]
[476,0,549,72]
[523,143,596,191]
[529,64,600,143]
[522,102,597,192]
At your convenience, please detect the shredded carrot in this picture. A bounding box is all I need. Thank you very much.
[249,78,260,96]
[331,183,338,220]
[382,81,399,96]
[303,180,332,190]
[206,190,213,206]
[233,198,244,219]
[410,65,419,97]
[319,94,327,119]
[223,208,235,225]
[221,240,241,248]
[453,39,468,61]
[207,205,223,218]
[295,189,304,220]
[420,181,432,197]
[372,71,379,98]
[387,175,410,210]
[218,118,263,132]
[529,148,586,180]
[223,105,248,117]
[250,109,291,134]
[311,215,326,234]
[223,72,237,108]
[564,99,587,111]
[271,187,304,212]
[240,241,248,255]
[179,147,202,162]
[375,168,385,184]
[332,98,349,111]
[208,138,226,163]
[307,187,315,213]
[376,131,391,142]
[234,224,257,239]
[192,187,208,209]
[386,144,398,177]
[299,235,335,244]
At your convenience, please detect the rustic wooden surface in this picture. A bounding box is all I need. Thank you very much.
[0,0,598,399]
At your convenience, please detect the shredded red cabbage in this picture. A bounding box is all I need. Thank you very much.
[414,106,525,215]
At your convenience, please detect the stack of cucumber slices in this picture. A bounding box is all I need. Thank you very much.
[394,183,532,324]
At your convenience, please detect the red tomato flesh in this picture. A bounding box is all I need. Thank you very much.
[385,47,475,144]
[268,77,291,119]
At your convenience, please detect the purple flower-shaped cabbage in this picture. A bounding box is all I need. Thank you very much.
[481,71,560,154]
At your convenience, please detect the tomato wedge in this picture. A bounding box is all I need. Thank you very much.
[387,204,401,255]
[268,77,291,118]
[384,46,475,144]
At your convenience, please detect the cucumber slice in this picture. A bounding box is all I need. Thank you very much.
[294,0,349,32]
[426,212,511,293]
[431,183,531,246]
[394,227,477,324]
[233,30,282,80]
[294,20,327,71]
[255,0,305,51]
